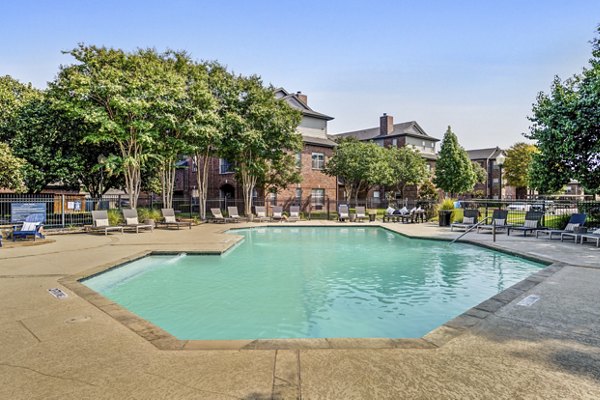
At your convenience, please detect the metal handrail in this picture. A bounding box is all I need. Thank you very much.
[449,216,492,244]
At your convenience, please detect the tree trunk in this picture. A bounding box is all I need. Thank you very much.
[240,162,256,217]
[194,151,210,220]
[159,156,176,209]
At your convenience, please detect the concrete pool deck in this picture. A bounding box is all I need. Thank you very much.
[1,221,599,399]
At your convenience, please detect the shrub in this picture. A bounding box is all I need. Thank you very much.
[137,208,162,222]
[107,209,123,226]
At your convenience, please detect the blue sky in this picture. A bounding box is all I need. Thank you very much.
[2,0,599,148]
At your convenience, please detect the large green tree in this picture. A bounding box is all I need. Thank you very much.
[325,138,392,204]
[503,142,538,196]
[51,45,186,207]
[385,146,429,198]
[219,75,303,215]
[526,26,600,193]
[0,142,26,192]
[433,126,476,196]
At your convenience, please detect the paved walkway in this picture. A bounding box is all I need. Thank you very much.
[1,221,599,399]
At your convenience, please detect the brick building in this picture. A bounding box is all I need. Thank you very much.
[466,147,515,199]
[332,113,440,202]
[175,88,337,211]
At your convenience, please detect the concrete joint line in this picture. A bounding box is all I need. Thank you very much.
[18,320,41,343]
[0,362,98,387]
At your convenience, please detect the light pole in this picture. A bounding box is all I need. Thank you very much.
[496,153,505,200]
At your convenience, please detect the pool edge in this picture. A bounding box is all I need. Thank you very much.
[58,225,563,351]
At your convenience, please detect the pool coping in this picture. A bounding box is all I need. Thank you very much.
[58,224,563,351]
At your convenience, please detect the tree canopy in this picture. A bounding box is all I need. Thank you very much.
[526,26,600,194]
[503,142,537,189]
[433,126,476,196]
[0,142,26,192]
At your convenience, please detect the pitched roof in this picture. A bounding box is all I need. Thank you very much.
[466,147,504,160]
[274,88,334,121]
[303,135,337,148]
[332,121,440,142]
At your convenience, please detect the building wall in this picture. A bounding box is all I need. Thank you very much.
[276,143,337,207]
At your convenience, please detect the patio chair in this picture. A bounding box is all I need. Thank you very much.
[338,205,349,222]
[536,213,586,240]
[254,206,270,222]
[383,206,399,223]
[477,209,509,234]
[88,210,124,235]
[579,228,600,247]
[209,208,231,223]
[272,206,284,222]
[287,206,300,222]
[507,211,546,236]
[227,206,243,223]
[355,206,367,222]
[121,208,154,233]
[155,208,192,230]
[451,209,479,232]
[12,213,46,242]
[399,207,418,224]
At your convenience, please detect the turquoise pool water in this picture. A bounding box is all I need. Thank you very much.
[83,227,544,340]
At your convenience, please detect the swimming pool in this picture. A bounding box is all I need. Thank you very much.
[82,227,545,340]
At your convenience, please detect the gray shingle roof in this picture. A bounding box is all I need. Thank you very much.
[302,135,337,148]
[467,147,503,160]
[332,121,440,142]
[274,88,334,121]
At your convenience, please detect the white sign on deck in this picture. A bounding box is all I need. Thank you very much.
[48,288,68,299]
[517,294,540,307]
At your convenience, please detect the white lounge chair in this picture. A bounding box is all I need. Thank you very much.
[287,206,300,222]
[254,206,270,222]
[121,209,154,233]
[227,206,242,223]
[338,205,349,222]
[272,206,284,222]
[155,208,192,230]
[355,206,367,222]
[88,210,124,235]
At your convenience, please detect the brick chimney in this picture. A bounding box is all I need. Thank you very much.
[380,113,394,135]
[296,91,308,105]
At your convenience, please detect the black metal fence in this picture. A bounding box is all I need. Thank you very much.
[1,193,598,229]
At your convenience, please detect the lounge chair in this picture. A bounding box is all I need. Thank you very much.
[287,206,300,222]
[536,213,586,240]
[12,213,46,241]
[338,205,349,222]
[209,208,231,223]
[155,208,192,230]
[398,207,417,223]
[227,206,243,223]
[579,228,600,247]
[383,206,399,222]
[254,206,270,222]
[272,206,284,222]
[451,209,479,232]
[355,206,367,222]
[507,211,545,236]
[477,209,509,234]
[88,210,124,235]
[121,208,154,233]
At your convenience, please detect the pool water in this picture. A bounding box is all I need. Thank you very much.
[83,227,544,340]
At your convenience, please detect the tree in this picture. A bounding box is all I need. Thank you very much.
[503,142,538,196]
[433,126,476,196]
[0,142,26,192]
[325,138,392,204]
[526,26,600,193]
[219,75,303,216]
[472,161,487,184]
[385,146,429,198]
[51,45,186,208]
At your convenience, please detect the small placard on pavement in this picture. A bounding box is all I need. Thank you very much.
[517,294,540,307]
[48,288,68,299]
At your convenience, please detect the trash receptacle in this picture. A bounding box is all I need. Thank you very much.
[438,210,452,227]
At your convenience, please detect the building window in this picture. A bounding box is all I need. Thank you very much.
[311,189,325,208]
[295,152,302,168]
[373,191,380,198]
[392,138,397,147]
[219,159,234,174]
[295,188,302,200]
[268,191,277,205]
[492,178,499,184]
[312,153,325,170]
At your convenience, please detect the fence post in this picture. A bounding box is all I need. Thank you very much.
[326,197,330,220]
[61,194,65,228]
[189,191,193,218]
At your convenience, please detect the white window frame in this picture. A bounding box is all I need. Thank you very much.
[311,153,325,170]
[219,158,234,174]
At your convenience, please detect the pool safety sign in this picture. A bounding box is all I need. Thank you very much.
[517,294,540,307]
[48,288,68,299]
